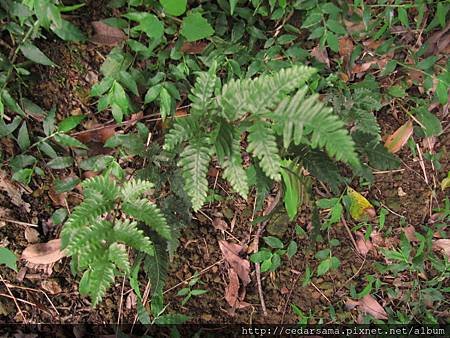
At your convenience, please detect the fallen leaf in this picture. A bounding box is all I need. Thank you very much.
[311,45,330,68]
[358,295,388,320]
[74,124,117,144]
[126,291,137,310]
[41,279,62,295]
[345,298,360,310]
[384,120,413,153]
[424,22,450,57]
[219,240,250,286]
[339,36,354,59]
[347,187,376,221]
[48,188,67,207]
[91,21,126,46]
[24,227,40,244]
[180,41,209,54]
[351,60,378,74]
[0,169,31,212]
[441,172,450,191]
[21,239,66,265]
[213,218,228,231]
[355,231,373,256]
[433,239,450,259]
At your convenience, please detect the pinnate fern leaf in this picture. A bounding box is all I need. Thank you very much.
[108,243,130,274]
[247,121,281,181]
[178,141,212,211]
[113,219,155,256]
[88,258,115,307]
[163,116,197,151]
[189,63,218,116]
[120,179,154,201]
[122,199,171,240]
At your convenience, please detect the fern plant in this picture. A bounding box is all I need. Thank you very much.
[61,175,171,306]
[164,63,360,211]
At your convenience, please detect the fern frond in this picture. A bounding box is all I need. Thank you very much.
[88,258,115,306]
[219,65,316,121]
[178,141,212,211]
[108,243,130,274]
[122,199,171,240]
[143,233,168,297]
[82,175,119,202]
[163,116,197,151]
[189,63,218,117]
[113,219,155,256]
[120,179,154,201]
[222,129,249,199]
[247,121,281,181]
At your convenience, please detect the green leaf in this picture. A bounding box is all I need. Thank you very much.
[160,0,187,16]
[54,134,88,149]
[326,32,339,52]
[20,43,55,66]
[159,87,172,119]
[326,19,346,35]
[263,236,284,249]
[388,85,406,97]
[43,107,56,136]
[55,176,81,193]
[416,56,437,70]
[286,240,298,259]
[190,289,208,296]
[134,14,164,40]
[47,156,74,169]
[17,122,30,150]
[229,0,238,15]
[0,247,18,272]
[250,250,272,263]
[144,84,162,104]
[415,109,442,136]
[180,13,214,42]
[51,20,86,42]
[119,71,139,96]
[51,208,68,225]
[12,168,33,184]
[397,7,409,27]
[317,258,331,276]
[58,115,85,132]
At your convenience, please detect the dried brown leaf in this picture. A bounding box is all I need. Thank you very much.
[358,295,388,320]
[74,125,117,144]
[219,240,250,286]
[339,37,354,58]
[91,21,126,46]
[41,279,62,295]
[403,226,418,242]
[424,23,450,56]
[384,120,413,153]
[0,169,31,212]
[433,239,450,259]
[355,231,373,256]
[24,227,40,244]
[21,239,66,265]
[213,218,228,231]
[180,41,209,54]
[311,46,330,68]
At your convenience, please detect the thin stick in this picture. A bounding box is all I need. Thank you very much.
[117,276,126,325]
[373,169,405,175]
[0,275,26,322]
[310,282,331,303]
[0,292,53,316]
[415,143,429,184]
[0,218,38,227]
[281,268,301,323]
[4,283,59,316]
[340,216,359,253]
[337,256,366,292]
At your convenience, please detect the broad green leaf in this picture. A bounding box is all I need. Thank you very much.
[160,0,187,16]
[0,247,17,272]
[326,32,339,52]
[416,109,442,136]
[144,84,162,104]
[416,56,437,70]
[317,258,331,276]
[51,208,68,225]
[388,85,406,97]
[397,7,408,27]
[180,13,214,42]
[326,19,346,35]
[58,115,85,132]
[51,20,86,42]
[91,77,114,96]
[347,187,375,221]
[12,168,33,184]
[436,77,448,104]
[261,258,272,272]
[287,240,298,259]
[119,71,139,96]
[134,14,164,40]
[20,43,55,66]
[55,176,81,193]
[54,134,88,149]
[10,154,36,172]
[111,81,128,112]
[263,236,284,249]
[384,120,413,153]
[229,0,238,15]
[47,156,74,169]
[17,122,30,150]
[190,289,208,296]
[250,250,272,263]
[159,87,172,119]
[43,107,56,136]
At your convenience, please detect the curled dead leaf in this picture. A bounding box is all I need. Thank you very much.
[0,169,31,213]
[181,41,209,54]
[21,239,66,265]
[424,22,450,57]
[384,120,413,153]
[311,46,330,68]
[91,21,126,46]
[74,124,117,144]
[355,231,373,256]
[339,37,354,59]
[41,279,62,295]
[358,295,388,320]
[24,227,40,244]
[224,269,250,310]
[403,226,418,242]
[219,240,250,286]
[433,239,450,259]
[213,218,228,231]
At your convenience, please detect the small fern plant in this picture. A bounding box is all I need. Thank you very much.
[61,175,171,306]
[163,63,360,211]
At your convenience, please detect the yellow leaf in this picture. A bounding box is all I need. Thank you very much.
[384,120,413,153]
[441,172,450,191]
[347,187,376,221]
